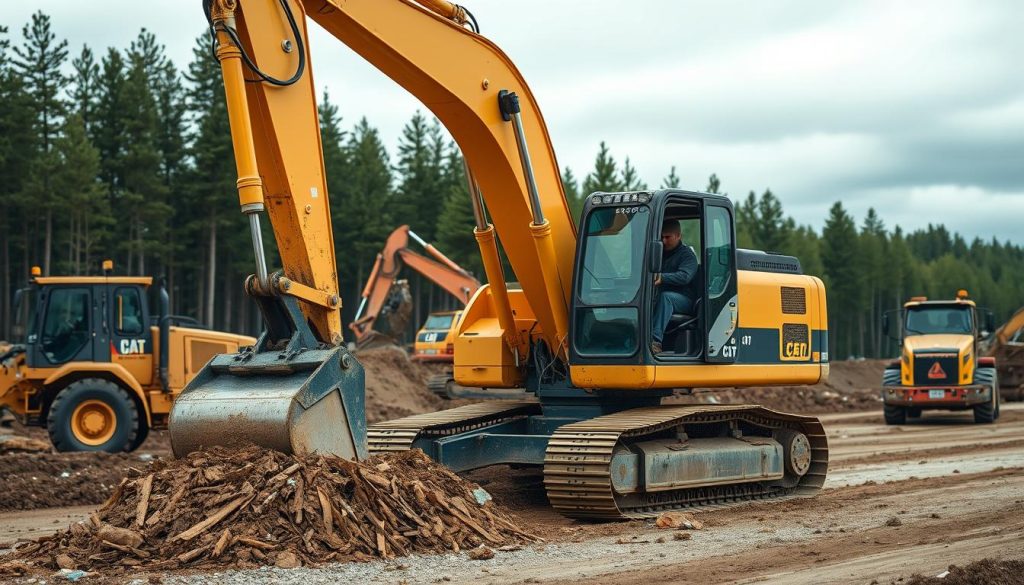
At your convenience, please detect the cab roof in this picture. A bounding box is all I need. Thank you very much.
[33,276,153,286]
[903,298,976,309]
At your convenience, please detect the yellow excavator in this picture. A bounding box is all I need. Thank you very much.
[170,0,830,520]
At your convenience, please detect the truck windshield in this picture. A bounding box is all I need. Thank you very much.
[578,206,650,305]
[11,287,35,344]
[905,305,972,335]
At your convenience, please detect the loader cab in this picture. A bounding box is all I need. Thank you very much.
[21,276,154,375]
[570,189,739,366]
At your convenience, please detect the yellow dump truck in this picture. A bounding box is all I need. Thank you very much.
[882,291,999,424]
[0,264,254,452]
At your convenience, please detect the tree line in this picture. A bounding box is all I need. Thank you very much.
[2,13,1022,361]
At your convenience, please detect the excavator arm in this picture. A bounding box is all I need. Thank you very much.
[171,0,575,457]
[350,226,480,345]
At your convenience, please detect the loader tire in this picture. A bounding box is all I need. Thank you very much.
[47,378,139,453]
[973,368,999,424]
[883,405,906,425]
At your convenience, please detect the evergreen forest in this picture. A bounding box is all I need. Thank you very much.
[2,14,1022,361]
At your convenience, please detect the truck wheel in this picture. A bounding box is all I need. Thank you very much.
[47,378,139,453]
[883,405,906,425]
[973,368,998,424]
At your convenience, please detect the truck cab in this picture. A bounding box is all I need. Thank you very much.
[881,292,1000,424]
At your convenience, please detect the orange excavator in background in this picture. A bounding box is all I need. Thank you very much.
[171,0,831,521]
[981,306,1024,402]
[348,225,480,353]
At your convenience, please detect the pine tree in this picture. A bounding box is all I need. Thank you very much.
[753,189,789,252]
[69,46,99,128]
[0,25,37,337]
[52,114,110,274]
[435,149,483,277]
[705,173,721,194]
[120,40,171,274]
[661,166,681,189]
[821,202,862,358]
[394,111,444,241]
[561,166,582,219]
[336,117,395,329]
[13,11,68,275]
[620,157,646,191]
[582,141,623,194]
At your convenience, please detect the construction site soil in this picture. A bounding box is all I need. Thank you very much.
[0,356,1022,583]
[0,355,884,515]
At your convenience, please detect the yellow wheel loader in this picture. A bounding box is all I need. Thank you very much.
[0,263,254,452]
[169,0,831,519]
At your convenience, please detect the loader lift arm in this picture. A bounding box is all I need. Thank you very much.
[349,225,480,346]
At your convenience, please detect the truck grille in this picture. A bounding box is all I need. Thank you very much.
[913,353,958,386]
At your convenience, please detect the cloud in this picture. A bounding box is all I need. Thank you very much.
[4,0,1021,244]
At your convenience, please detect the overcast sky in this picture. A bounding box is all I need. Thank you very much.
[4,1,1022,243]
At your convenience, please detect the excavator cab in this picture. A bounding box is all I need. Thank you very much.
[571,190,744,366]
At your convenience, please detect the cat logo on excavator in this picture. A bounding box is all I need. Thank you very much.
[927,361,946,380]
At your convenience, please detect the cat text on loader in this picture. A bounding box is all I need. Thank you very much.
[173,0,830,520]
[0,262,254,452]
[881,290,1000,424]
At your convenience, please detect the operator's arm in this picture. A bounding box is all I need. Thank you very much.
[660,246,698,289]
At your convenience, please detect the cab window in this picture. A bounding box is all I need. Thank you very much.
[705,206,734,299]
[115,287,145,335]
[41,288,90,363]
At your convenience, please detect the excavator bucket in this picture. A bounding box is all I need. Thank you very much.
[169,294,367,460]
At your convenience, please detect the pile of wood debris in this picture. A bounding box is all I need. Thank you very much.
[9,446,536,572]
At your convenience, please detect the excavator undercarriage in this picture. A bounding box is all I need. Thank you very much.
[369,399,826,520]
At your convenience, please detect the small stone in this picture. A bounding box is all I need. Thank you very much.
[885,517,902,527]
[274,551,300,569]
[655,537,666,544]
[468,546,495,561]
[655,511,704,530]
[930,513,941,519]
[673,532,692,541]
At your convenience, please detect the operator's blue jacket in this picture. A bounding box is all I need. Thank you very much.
[661,244,698,299]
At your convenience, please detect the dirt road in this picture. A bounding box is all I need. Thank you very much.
[4,403,1022,584]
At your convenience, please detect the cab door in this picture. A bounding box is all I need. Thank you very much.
[107,285,154,384]
[29,286,96,366]
[703,203,739,363]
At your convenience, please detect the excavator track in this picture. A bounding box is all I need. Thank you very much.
[367,401,541,453]
[544,404,828,520]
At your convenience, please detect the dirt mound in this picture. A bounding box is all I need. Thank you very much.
[7,446,535,574]
[671,359,886,414]
[898,558,1024,584]
[0,451,142,513]
[358,347,451,423]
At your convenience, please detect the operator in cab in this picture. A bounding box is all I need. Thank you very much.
[651,219,699,354]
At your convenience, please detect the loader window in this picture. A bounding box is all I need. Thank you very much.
[115,287,144,335]
[12,288,36,344]
[41,288,91,363]
[578,206,650,305]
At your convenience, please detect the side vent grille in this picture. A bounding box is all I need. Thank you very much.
[781,287,807,315]
[782,323,809,345]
